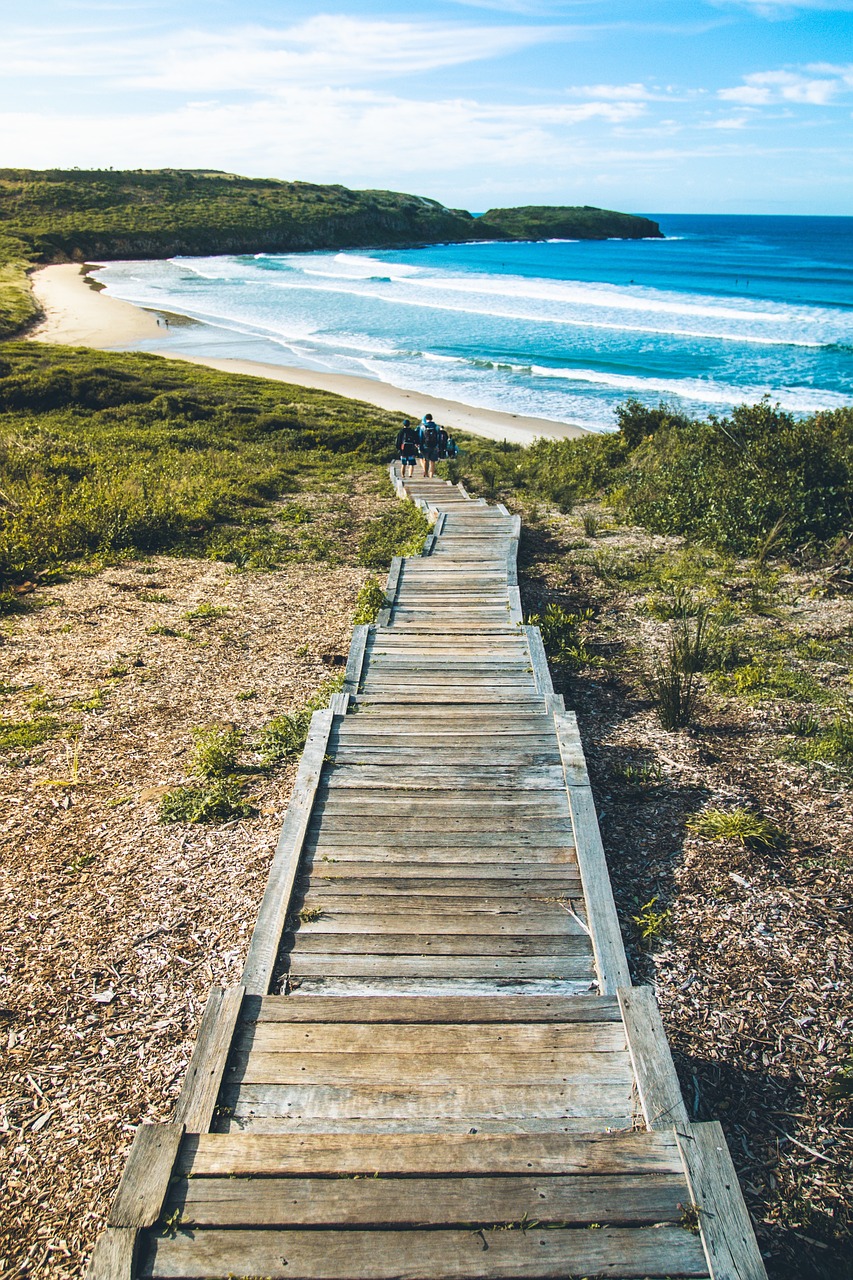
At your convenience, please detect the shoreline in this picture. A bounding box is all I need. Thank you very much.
[27,264,588,445]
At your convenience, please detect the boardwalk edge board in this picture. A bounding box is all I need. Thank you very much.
[86,462,766,1280]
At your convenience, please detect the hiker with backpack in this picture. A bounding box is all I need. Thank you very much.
[418,413,441,478]
[395,418,419,478]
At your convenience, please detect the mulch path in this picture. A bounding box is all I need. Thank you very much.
[0,554,368,1278]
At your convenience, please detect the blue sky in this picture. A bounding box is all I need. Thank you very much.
[2,0,852,213]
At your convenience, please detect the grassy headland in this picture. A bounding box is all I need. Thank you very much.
[480,204,662,240]
[0,342,407,594]
[0,168,661,336]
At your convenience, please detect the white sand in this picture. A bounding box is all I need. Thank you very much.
[30,264,163,346]
[27,264,588,445]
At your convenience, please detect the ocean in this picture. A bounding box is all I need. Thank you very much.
[93,213,853,434]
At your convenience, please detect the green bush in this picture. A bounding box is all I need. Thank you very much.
[190,726,242,779]
[256,675,345,765]
[353,577,386,625]
[527,603,596,670]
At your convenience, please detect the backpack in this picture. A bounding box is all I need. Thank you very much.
[423,423,439,450]
[437,428,449,457]
[397,426,417,453]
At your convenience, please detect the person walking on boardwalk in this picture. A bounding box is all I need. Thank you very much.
[396,418,419,478]
[419,413,441,479]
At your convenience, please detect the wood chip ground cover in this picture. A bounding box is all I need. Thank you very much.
[516,501,852,1280]
[0,480,388,1276]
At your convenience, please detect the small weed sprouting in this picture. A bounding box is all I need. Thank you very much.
[236,689,257,701]
[633,896,671,945]
[643,649,699,731]
[137,592,172,604]
[257,708,313,765]
[353,578,386,626]
[0,715,62,752]
[146,624,182,638]
[679,1202,702,1234]
[827,1056,853,1099]
[257,676,345,766]
[582,512,599,538]
[788,714,853,767]
[184,602,228,622]
[159,779,251,824]
[687,806,787,851]
[190,726,243,779]
[527,604,597,670]
[106,661,129,678]
[298,906,324,924]
[616,761,664,797]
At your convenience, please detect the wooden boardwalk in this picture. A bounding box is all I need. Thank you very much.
[89,469,767,1280]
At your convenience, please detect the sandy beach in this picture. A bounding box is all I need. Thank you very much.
[28,265,587,445]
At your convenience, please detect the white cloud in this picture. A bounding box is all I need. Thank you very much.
[0,88,646,182]
[719,66,852,103]
[0,15,576,88]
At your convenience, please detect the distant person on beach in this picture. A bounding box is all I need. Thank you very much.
[418,413,440,478]
[395,418,419,478]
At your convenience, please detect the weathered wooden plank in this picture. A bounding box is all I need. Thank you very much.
[307,827,575,848]
[287,954,596,978]
[314,790,568,811]
[222,1078,633,1121]
[108,1122,184,1229]
[218,1109,625,1134]
[566,785,631,994]
[86,1227,137,1280]
[237,1021,624,1055]
[618,985,689,1131]
[241,708,334,994]
[291,908,587,935]
[303,868,583,888]
[287,934,589,958]
[247,993,620,1022]
[343,624,371,695]
[321,766,567,790]
[677,1122,768,1280]
[174,986,245,1134]
[307,813,570,833]
[169,1171,687,1228]
[230,1049,628,1087]
[554,709,590,787]
[142,1224,709,1279]
[294,893,581,916]
[284,976,596,998]
[177,1127,682,1177]
[524,623,555,698]
[326,748,560,768]
[328,690,350,716]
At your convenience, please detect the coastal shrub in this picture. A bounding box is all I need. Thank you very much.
[621,401,853,556]
[527,603,597,670]
[353,577,386,625]
[357,502,431,569]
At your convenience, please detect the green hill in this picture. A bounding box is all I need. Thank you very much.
[0,168,662,336]
[480,205,662,241]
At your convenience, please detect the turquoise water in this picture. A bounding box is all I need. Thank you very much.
[95,214,853,433]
